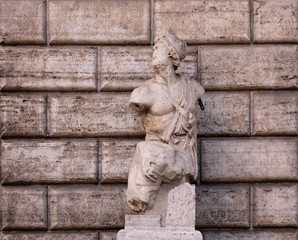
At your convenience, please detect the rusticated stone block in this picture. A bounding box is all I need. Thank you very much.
[197,93,250,136]
[101,139,139,183]
[253,0,298,43]
[100,232,117,240]
[49,186,133,229]
[252,92,298,135]
[0,0,46,44]
[49,93,143,137]
[200,46,298,90]
[2,233,99,240]
[49,0,150,44]
[203,230,298,240]
[0,95,46,137]
[100,46,197,91]
[253,184,298,227]
[201,138,298,182]
[154,0,250,44]
[2,187,47,230]
[1,140,98,184]
[196,185,249,228]
[0,47,97,91]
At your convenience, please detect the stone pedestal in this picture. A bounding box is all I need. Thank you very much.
[117,183,203,240]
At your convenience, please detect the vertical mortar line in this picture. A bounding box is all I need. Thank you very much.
[150,0,154,46]
[97,139,101,184]
[46,94,50,137]
[249,92,253,135]
[197,138,202,185]
[47,186,50,231]
[249,0,254,44]
[97,47,100,92]
[45,0,50,46]
[249,183,253,229]
[197,47,201,83]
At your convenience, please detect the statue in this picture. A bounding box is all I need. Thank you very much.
[127,35,205,212]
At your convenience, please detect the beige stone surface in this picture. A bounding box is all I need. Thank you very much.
[196,185,249,227]
[252,92,298,135]
[201,138,298,182]
[197,92,250,136]
[125,215,161,228]
[0,0,46,44]
[1,139,98,184]
[100,46,197,91]
[101,232,117,240]
[154,0,250,44]
[49,93,144,137]
[0,95,46,137]
[49,186,133,229]
[101,139,139,183]
[200,45,298,90]
[253,0,298,43]
[0,47,97,91]
[253,184,298,227]
[2,233,99,240]
[203,230,298,240]
[49,0,150,44]
[2,187,47,230]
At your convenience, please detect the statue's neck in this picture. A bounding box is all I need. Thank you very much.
[154,64,177,86]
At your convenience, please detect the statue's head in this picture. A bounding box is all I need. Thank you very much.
[152,35,187,71]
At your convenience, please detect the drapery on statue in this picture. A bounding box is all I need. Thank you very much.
[127,35,205,212]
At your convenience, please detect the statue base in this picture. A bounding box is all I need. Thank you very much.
[117,183,203,240]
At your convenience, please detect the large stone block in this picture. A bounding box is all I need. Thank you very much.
[0,47,97,91]
[100,46,197,91]
[252,92,298,135]
[253,0,298,43]
[49,0,150,44]
[0,0,46,44]
[154,0,250,44]
[49,186,133,229]
[253,184,298,227]
[203,230,298,240]
[2,187,47,230]
[1,139,98,184]
[0,95,46,137]
[196,185,249,228]
[197,92,250,136]
[49,93,144,137]
[201,138,298,182]
[200,46,298,90]
[101,139,139,183]
[2,233,99,240]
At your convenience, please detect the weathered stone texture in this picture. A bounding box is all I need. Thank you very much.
[252,92,298,135]
[100,232,117,240]
[100,46,197,91]
[49,0,150,44]
[0,0,46,44]
[197,93,250,136]
[101,139,139,183]
[203,230,298,240]
[2,187,47,230]
[0,47,97,91]
[154,0,250,44]
[50,186,133,229]
[196,185,249,228]
[1,140,98,184]
[0,95,46,137]
[200,46,298,90]
[253,184,298,227]
[253,0,298,43]
[49,93,144,137]
[201,138,298,182]
[2,233,99,240]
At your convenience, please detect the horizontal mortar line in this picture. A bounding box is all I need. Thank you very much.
[1,183,128,187]
[199,227,298,231]
[199,180,298,185]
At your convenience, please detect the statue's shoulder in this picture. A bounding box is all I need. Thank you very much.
[186,78,205,99]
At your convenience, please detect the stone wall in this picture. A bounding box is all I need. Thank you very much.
[0,0,297,239]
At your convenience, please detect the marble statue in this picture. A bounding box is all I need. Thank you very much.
[127,35,205,212]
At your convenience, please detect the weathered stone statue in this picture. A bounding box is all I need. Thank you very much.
[126,35,205,212]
